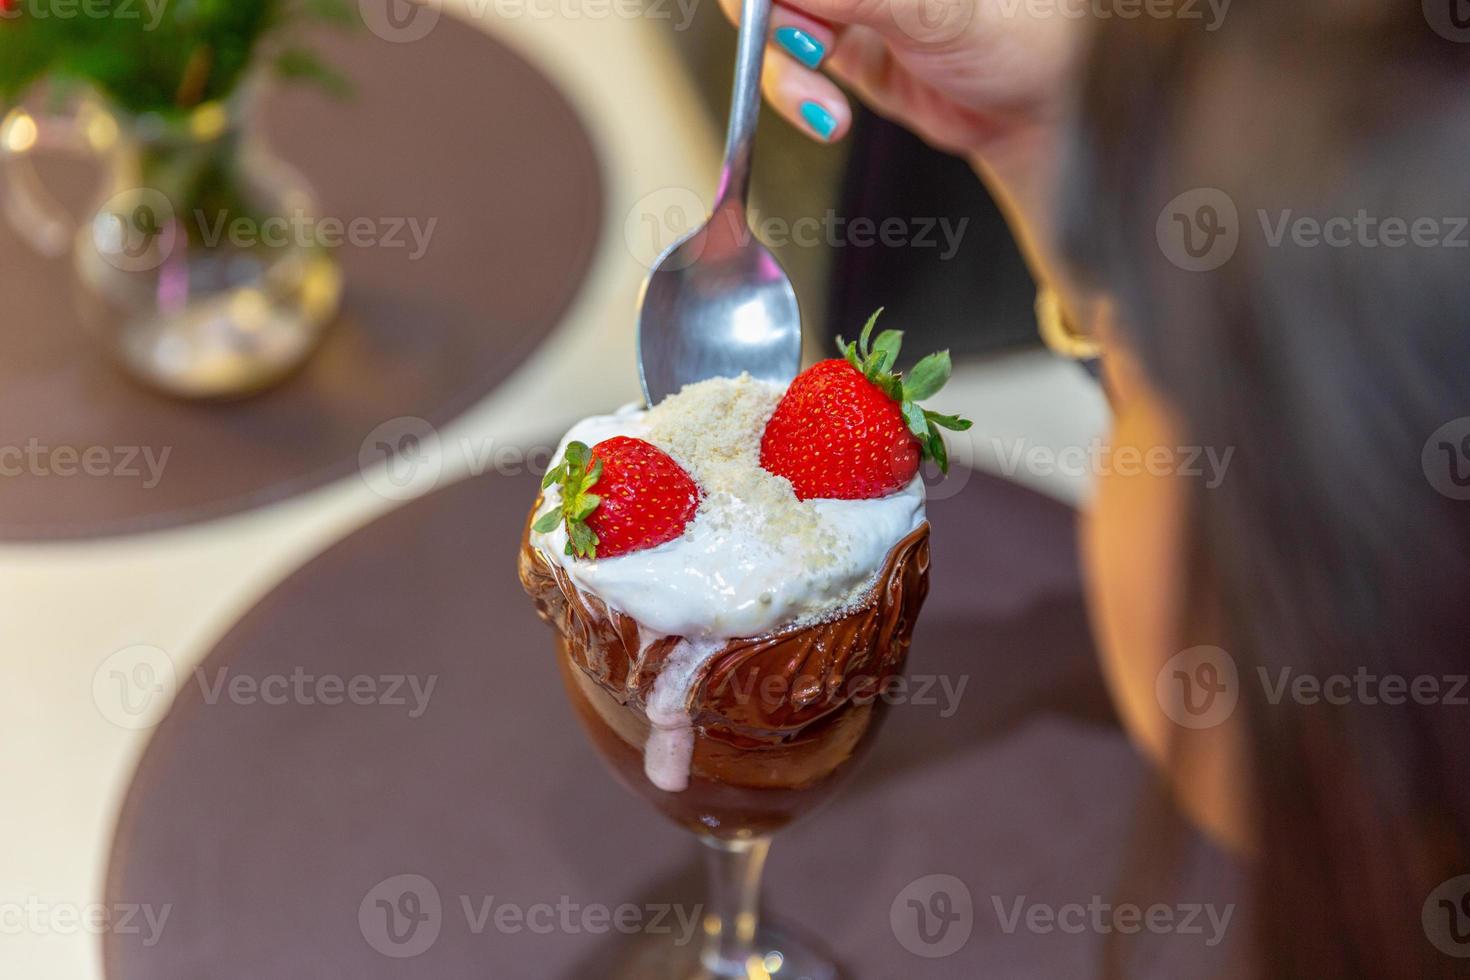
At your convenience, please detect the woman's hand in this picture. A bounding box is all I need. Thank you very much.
[718,0,1081,155]
[718,0,1086,277]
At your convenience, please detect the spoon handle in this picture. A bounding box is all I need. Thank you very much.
[715,0,772,212]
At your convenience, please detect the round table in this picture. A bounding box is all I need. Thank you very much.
[103,465,1244,978]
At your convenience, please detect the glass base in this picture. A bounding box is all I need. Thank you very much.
[603,921,843,980]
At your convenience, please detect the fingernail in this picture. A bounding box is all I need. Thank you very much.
[799,101,836,141]
[775,26,825,69]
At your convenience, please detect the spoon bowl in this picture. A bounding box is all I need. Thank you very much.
[636,0,801,406]
[637,201,800,405]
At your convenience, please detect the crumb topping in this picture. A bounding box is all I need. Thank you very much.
[645,374,840,567]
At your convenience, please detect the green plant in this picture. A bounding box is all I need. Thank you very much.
[0,0,352,117]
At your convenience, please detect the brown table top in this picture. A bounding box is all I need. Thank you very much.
[103,465,1244,978]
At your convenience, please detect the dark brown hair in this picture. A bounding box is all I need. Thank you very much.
[1060,4,1470,977]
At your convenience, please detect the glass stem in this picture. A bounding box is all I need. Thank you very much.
[699,835,772,978]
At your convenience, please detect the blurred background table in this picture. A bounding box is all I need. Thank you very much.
[0,16,601,540]
[0,2,1109,979]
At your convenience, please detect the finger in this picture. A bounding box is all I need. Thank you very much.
[720,0,977,71]
[774,0,972,46]
[824,25,940,123]
[760,54,852,143]
[716,0,837,70]
[821,25,908,116]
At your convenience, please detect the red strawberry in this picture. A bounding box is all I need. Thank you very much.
[760,309,972,500]
[534,436,700,559]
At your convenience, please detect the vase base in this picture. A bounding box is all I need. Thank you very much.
[76,244,342,401]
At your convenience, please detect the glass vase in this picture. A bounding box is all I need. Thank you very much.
[1,90,341,399]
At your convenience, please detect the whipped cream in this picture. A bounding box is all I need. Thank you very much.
[530,375,926,641]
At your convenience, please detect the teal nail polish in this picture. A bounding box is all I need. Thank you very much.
[800,101,836,141]
[775,26,825,69]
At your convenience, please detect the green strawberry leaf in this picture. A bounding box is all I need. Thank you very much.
[903,350,951,401]
[537,440,603,559]
[926,422,950,474]
[567,522,598,560]
[858,307,884,353]
[839,308,974,475]
[836,335,864,373]
[902,400,929,442]
[863,348,883,376]
[871,329,904,374]
[923,409,973,432]
[572,494,601,521]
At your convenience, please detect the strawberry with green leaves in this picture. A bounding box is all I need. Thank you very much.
[534,436,701,559]
[760,309,972,500]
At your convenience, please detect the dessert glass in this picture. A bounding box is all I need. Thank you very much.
[520,514,931,978]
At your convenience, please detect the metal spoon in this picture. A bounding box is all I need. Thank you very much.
[636,0,801,406]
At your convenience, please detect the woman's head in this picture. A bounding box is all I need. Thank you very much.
[1058,3,1470,976]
